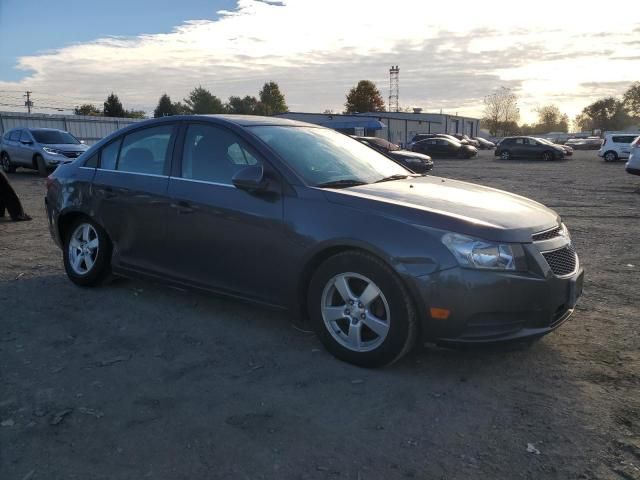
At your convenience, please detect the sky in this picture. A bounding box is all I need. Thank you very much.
[0,0,639,125]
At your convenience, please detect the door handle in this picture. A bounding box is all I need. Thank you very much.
[174,200,195,214]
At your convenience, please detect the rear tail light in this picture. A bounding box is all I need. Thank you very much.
[602,138,607,146]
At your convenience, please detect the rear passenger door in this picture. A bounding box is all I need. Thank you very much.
[92,123,177,273]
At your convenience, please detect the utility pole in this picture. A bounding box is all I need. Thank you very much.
[24,91,33,114]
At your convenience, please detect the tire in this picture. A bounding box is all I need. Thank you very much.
[500,150,511,160]
[542,151,553,161]
[307,251,418,368]
[604,151,618,162]
[63,217,112,287]
[35,154,48,177]
[1,152,16,173]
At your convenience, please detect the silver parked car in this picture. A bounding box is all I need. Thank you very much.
[1,128,89,176]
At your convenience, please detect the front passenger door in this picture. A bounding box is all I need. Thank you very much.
[166,122,288,304]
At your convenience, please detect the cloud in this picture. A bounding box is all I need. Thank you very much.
[0,0,639,123]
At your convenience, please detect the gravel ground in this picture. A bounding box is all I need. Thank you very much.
[1,150,639,480]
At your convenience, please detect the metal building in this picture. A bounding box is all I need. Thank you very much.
[355,111,480,147]
[274,112,386,136]
[276,111,480,147]
[0,111,144,145]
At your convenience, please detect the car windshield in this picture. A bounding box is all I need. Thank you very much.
[31,130,79,145]
[250,126,409,186]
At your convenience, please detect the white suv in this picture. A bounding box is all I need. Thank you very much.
[626,136,640,176]
[598,133,639,162]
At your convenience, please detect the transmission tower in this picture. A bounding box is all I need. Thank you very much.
[389,66,399,112]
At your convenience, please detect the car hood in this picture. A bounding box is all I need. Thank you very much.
[322,176,560,243]
[42,143,88,151]
[390,150,433,162]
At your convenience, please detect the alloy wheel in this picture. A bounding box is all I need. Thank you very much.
[320,272,390,352]
[68,223,100,275]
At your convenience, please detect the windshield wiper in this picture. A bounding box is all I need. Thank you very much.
[316,179,368,189]
[375,174,412,183]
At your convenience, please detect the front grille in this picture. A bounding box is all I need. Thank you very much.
[61,151,81,158]
[533,226,561,241]
[542,245,577,276]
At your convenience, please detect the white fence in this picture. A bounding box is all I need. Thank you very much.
[0,111,144,145]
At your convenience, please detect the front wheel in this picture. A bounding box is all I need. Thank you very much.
[63,218,112,287]
[35,155,48,177]
[1,153,16,173]
[308,251,418,368]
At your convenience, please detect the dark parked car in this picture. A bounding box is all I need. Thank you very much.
[536,137,573,156]
[495,136,565,161]
[473,137,496,149]
[352,136,433,173]
[46,115,583,367]
[451,134,480,148]
[412,137,478,159]
[1,128,89,176]
[409,133,470,149]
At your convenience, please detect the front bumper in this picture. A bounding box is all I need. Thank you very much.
[409,263,584,344]
[41,151,77,167]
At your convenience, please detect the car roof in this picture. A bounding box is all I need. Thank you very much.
[29,128,68,132]
[135,114,313,128]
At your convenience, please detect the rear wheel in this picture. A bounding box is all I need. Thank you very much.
[604,151,618,162]
[35,154,48,177]
[308,251,418,368]
[1,152,16,173]
[63,218,112,287]
[542,151,553,161]
[500,150,511,160]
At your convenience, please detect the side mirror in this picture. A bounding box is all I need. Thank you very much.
[232,164,268,192]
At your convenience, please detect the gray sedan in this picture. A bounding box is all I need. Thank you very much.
[45,115,584,367]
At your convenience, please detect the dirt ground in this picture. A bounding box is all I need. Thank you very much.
[1,150,639,480]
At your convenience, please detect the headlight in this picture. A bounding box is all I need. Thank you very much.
[559,222,571,240]
[442,232,517,270]
[43,147,62,155]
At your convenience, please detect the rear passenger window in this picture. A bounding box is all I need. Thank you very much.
[100,139,121,170]
[612,136,635,144]
[118,125,174,175]
[182,124,261,183]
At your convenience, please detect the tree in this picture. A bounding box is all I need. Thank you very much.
[482,87,519,136]
[154,94,176,118]
[183,86,225,114]
[535,105,569,133]
[226,95,259,115]
[74,104,102,116]
[579,97,632,131]
[345,80,385,113]
[623,82,640,118]
[257,82,288,115]
[103,93,125,118]
[124,109,146,119]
